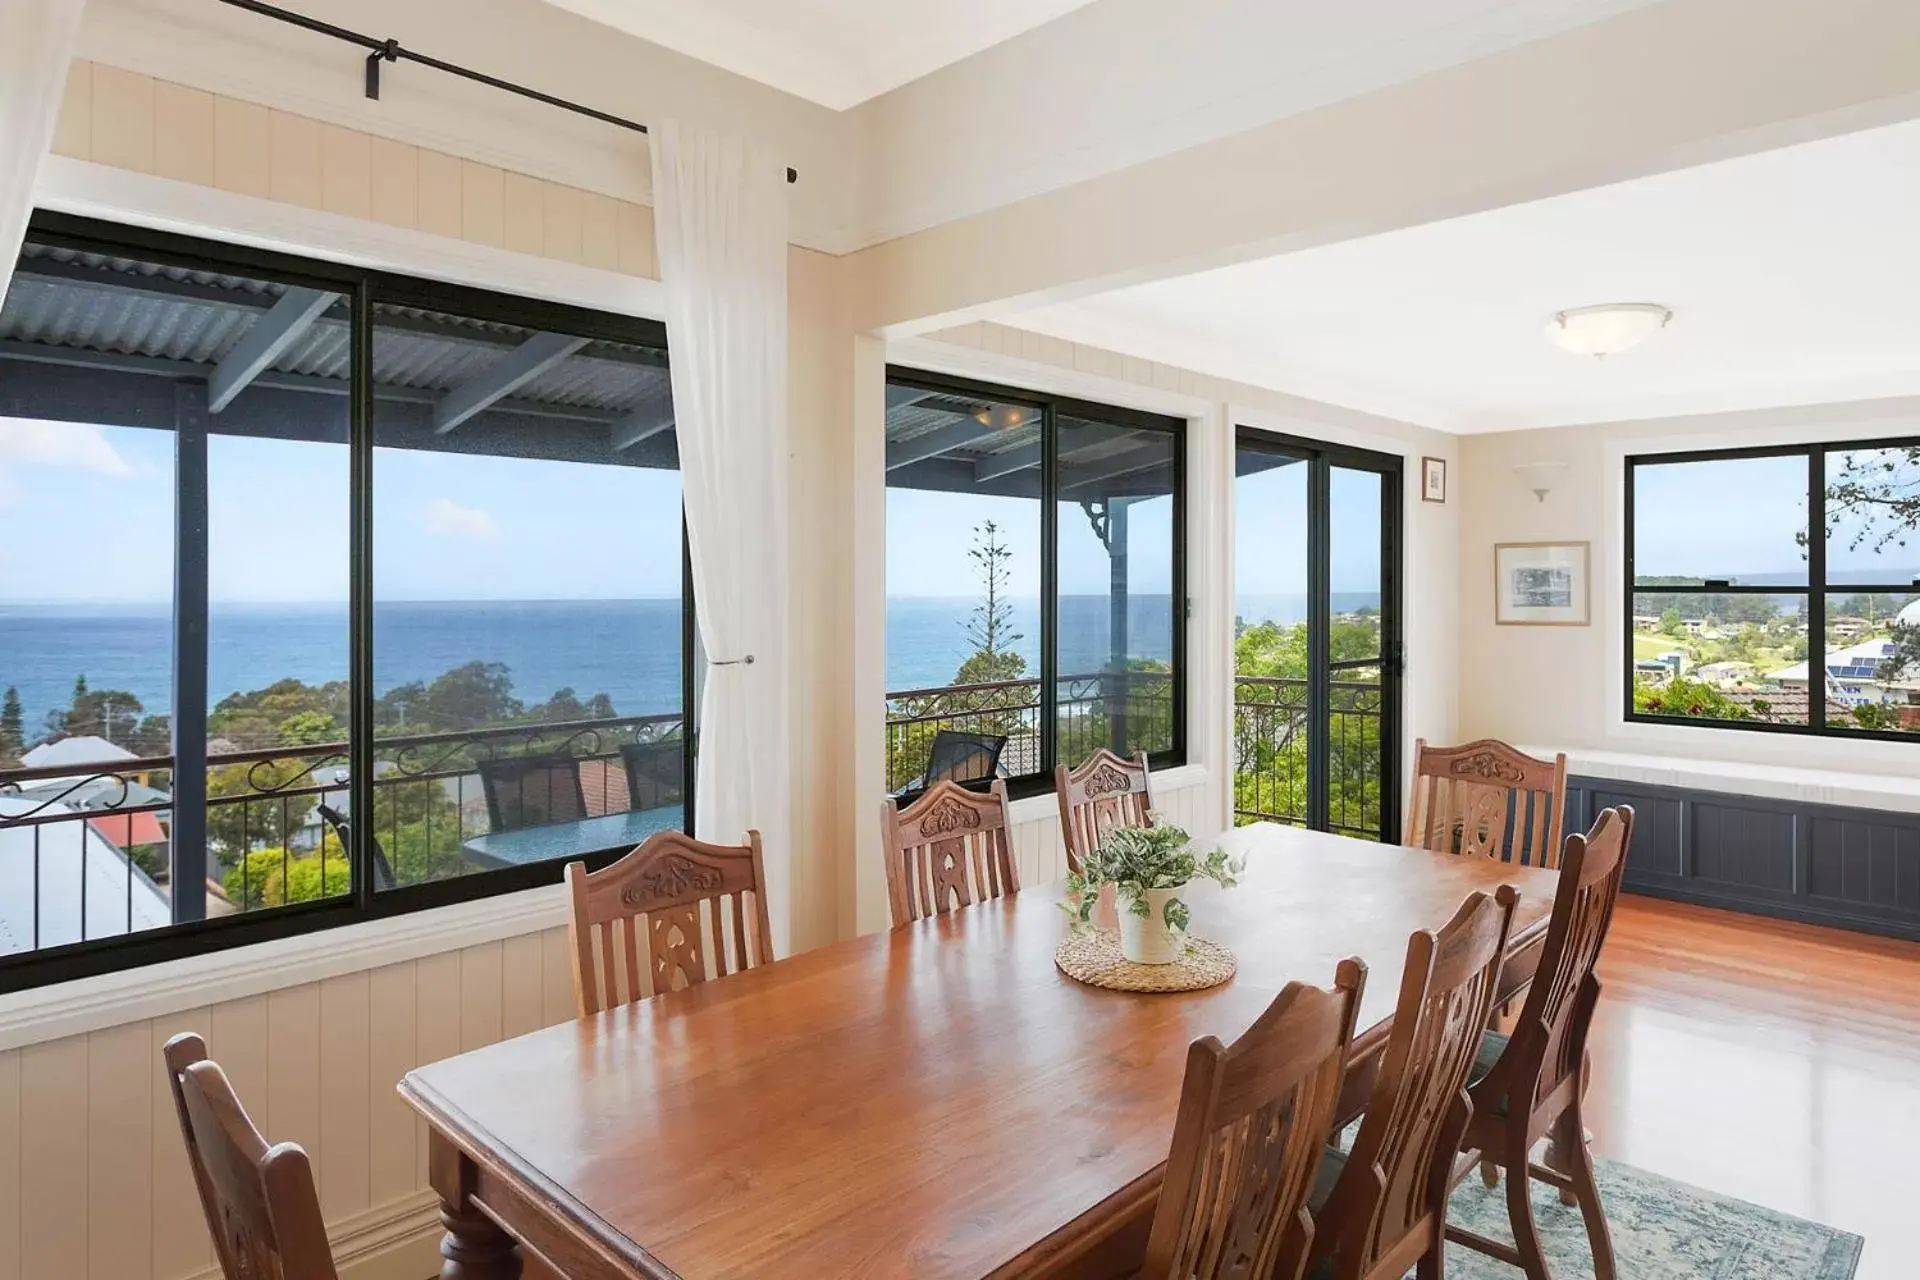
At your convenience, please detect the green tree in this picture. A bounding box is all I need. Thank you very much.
[1824,446,1920,556]
[1659,606,1685,637]
[276,710,341,746]
[420,661,523,730]
[222,837,352,910]
[1633,677,1753,722]
[0,687,22,765]
[961,520,1023,675]
[527,687,618,723]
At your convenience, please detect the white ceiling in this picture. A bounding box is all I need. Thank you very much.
[538,0,1100,110]
[1011,117,1920,434]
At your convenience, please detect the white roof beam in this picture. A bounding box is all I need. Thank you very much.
[207,287,335,413]
[885,417,1003,470]
[435,332,588,434]
[611,384,675,451]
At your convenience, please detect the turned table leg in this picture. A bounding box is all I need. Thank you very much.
[439,1201,522,1280]
[428,1129,523,1280]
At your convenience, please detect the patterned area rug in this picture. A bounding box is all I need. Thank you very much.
[1443,1157,1864,1279]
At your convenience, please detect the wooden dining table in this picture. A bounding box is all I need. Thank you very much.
[399,823,1560,1280]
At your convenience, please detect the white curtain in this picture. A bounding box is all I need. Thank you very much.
[650,120,792,951]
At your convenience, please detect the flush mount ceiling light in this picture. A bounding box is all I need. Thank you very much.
[1544,303,1673,358]
[974,404,1035,431]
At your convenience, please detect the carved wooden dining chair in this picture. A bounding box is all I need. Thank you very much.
[1055,747,1154,874]
[563,829,774,1016]
[1405,739,1568,868]
[1141,959,1367,1280]
[1450,806,1634,1280]
[1306,885,1520,1280]
[882,778,1017,927]
[163,1032,339,1280]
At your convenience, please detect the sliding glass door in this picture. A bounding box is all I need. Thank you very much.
[1233,430,1402,840]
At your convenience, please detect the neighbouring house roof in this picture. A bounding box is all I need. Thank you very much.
[1722,687,1813,722]
[1768,637,1901,684]
[19,736,138,769]
[0,796,171,955]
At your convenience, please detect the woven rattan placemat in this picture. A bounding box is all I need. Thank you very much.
[1054,930,1236,993]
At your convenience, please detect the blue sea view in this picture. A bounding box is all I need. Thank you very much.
[0,592,1374,730]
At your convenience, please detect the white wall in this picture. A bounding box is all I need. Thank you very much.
[1458,395,1920,775]
[72,0,862,253]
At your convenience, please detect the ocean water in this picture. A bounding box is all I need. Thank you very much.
[0,591,1375,730]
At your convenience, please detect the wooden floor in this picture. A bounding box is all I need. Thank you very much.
[1586,895,1920,1280]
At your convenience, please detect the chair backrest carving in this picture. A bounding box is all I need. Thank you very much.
[1143,959,1367,1280]
[1406,739,1567,868]
[882,779,1017,927]
[1315,886,1519,1280]
[1480,806,1634,1122]
[1055,748,1154,874]
[564,829,774,1015]
[163,1033,339,1280]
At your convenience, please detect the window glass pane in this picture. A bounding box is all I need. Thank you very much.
[884,382,1043,790]
[1056,415,1177,765]
[371,302,684,887]
[1233,449,1308,827]
[1825,445,1920,586]
[1821,591,1920,734]
[1327,466,1384,839]
[205,301,353,914]
[0,415,174,953]
[1633,455,1808,586]
[1630,591,1808,725]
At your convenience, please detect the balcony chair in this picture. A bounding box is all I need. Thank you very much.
[1140,959,1366,1280]
[477,754,587,832]
[917,729,1007,791]
[619,738,685,812]
[163,1033,338,1280]
[881,778,1017,928]
[1449,806,1635,1280]
[1405,738,1568,869]
[563,829,773,1015]
[1306,884,1520,1280]
[314,803,397,892]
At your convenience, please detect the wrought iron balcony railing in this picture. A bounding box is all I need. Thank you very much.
[0,711,683,956]
[883,669,1176,791]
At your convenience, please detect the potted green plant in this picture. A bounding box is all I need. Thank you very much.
[1063,820,1243,964]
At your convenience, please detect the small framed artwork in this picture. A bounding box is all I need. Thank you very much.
[1420,456,1447,503]
[1494,541,1590,626]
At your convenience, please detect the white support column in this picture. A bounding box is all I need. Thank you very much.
[0,0,88,296]
[850,333,891,936]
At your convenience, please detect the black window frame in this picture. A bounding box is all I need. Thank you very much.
[1625,435,1920,743]
[883,365,1188,800]
[0,211,696,991]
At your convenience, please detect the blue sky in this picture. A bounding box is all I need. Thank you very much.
[1234,460,1383,598]
[0,420,688,603]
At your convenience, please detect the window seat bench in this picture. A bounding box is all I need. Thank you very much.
[1517,746,1920,942]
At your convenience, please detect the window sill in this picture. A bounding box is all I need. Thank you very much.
[1518,744,1920,815]
[0,883,569,1052]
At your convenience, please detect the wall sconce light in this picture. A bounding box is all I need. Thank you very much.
[1513,461,1568,503]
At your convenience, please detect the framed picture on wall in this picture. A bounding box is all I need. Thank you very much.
[1494,541,1590,626]
[1421,456,1447,503]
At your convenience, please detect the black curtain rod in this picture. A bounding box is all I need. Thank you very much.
[215,0,799,184]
